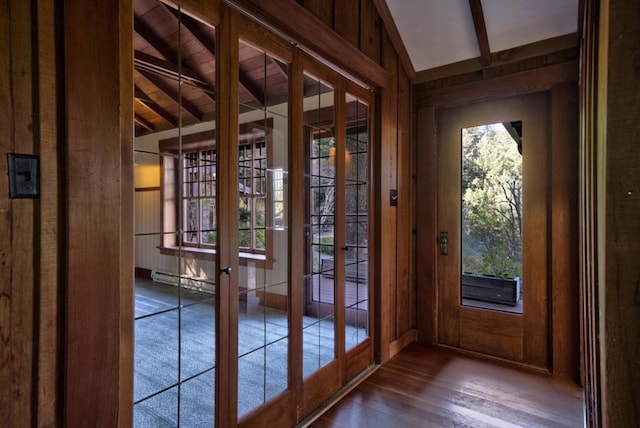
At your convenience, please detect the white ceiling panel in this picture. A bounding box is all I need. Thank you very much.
[384,0,579,73]
[385,0,479,71]
[482,0,578,52]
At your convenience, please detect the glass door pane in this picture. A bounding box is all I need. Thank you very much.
[344,95,370,350]
[461,121,523,314]
[303,74,337,377]
[133,1,217,425]
[237,40,290,419]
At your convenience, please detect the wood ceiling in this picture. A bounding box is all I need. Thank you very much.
[133,0,291,137]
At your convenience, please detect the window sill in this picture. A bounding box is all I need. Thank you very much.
[158,246,267,263]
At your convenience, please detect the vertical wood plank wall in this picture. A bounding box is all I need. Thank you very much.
[0,1,35,425]
[0,0,414,425]
[0,0,60,425]
[597,0,640,424]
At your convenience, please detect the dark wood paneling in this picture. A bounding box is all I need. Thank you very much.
[36,1,61,425]
[359,0,381,64]
[0,1,35,425]
[334,0,359,48]
[302,0,334,28]
[377,30,398,362]
[415,105,437,344]
[64,0,133,425]
[395,69,412,337]
[551,82,579,380]
[601,0,640,424]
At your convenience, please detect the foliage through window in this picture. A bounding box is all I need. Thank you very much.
[238,140,267,252]
[183,149,217,247]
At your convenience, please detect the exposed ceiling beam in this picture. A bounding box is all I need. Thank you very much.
[160,4,265,105]
[134,114,156,132]
[134,50,210,89]
[270,57,289,80]
[136,69,203,121]
[415,33,578,84]
[134,84,178,127]
[468,0,491,67]
[134,14,216,103]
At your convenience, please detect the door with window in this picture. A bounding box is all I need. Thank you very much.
[437,93,550,368]
[132,3,374,425]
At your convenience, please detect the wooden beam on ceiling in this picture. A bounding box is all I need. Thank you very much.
[134,114,156,132]
[136,69,203,121]
[415,33,579,84]
[228,0,387,88]
[134,50,211,90]
[134,84,178,127]
[468,0,491,66]
[159,4,265,105]
[134,14,216,103]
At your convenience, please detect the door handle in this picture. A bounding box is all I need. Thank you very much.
[221,266,232,275]
[439,232,448,255]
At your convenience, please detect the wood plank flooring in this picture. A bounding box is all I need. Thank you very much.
[309,344,584,427]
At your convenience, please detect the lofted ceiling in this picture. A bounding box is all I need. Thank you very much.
[133,0,580,136]
[384,0,579,72]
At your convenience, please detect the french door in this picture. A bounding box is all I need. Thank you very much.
[436,93,550,368]
[132,3,374,426]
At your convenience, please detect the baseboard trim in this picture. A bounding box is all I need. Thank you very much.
[389,329,418,358]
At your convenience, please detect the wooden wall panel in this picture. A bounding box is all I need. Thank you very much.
[600,0,640,424]
[302,0,334,28]
[64,0,133,426]
[395,69,412,337]
[377,30,398,362]
[0,1,35,424]
[359,0,381,64]
[551,82,579,380]
[36,0,61,425]
[334,0,359,47]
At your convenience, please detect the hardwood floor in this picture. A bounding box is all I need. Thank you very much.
[309,344,584,427]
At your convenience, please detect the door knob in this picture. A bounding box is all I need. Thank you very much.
[221,266,232,275]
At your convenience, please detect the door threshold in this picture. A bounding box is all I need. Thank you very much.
[297,364,380,427]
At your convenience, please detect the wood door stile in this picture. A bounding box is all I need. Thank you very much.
[216,5,234,426]
[334,78,348,386]
[290,48,305,425]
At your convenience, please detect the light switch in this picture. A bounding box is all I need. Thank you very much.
[390,189,398,206]
[8,154,40,198]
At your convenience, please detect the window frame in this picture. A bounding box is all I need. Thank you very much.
[158,120,274,258]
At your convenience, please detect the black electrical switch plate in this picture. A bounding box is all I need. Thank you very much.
[390,189,398,206]
[8,154,40,198]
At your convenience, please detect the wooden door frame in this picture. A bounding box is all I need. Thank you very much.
[416,61,580,380]
[436,93,550,368]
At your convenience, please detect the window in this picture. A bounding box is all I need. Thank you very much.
[183,149,217,247]
[159,123,273,256]
[238,140,267,253]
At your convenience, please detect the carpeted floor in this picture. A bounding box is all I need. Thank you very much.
[133,278,366,427]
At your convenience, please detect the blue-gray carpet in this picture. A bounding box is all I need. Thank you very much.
[133,278,366,427]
